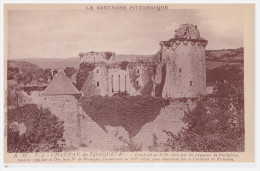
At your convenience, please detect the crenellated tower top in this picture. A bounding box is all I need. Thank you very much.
[160,23,208,48]
[79,51,116,63]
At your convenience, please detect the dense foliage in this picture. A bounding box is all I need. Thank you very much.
[76,62,95,90]
[81,96,170,137]
[22,86,47,95]
[7,60,51,85]
[120,61,129,70]
[8,104,64,152]
[64,67,77,78]
[164,66,244,152]
[206,65,243,84]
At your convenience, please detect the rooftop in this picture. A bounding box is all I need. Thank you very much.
[42,70,80,96]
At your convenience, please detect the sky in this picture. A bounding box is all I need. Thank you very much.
[7,8,244,59]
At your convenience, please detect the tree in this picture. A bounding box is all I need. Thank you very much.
[164,71,244,152]
[7,60,51,85]
[7,104,64,152]
[64,67,77,78]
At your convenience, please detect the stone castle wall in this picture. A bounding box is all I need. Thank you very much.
[41,95,81,146]
[127,62,155,96]
[79,24,207,98]
[154,24,207,98]
[31,23,208,150]
[80,61,155,97]
[81,63,109,97]
[108,66,130,96]
[79,51,116,63]
[157,40,207,98]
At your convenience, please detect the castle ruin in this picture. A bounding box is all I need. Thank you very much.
[39,23,208,148]
[78,23,208,98]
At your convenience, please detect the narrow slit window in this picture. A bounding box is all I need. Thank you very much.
[179,68,182,72]
[112,75,113,92]
[97,82,99,87]
[190,81,192,86]
[136,81,139,86]
[96,69,99,73]
[137,69,139,74]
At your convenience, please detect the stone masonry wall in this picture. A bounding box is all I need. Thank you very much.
[155,24,208,98]
[41,95,80,147]
[81,63,109,97]
[79,24,207,99]
[108,66,130,96]
[159,41,206,98]
[79,51,116,63]
[80,61,155,97]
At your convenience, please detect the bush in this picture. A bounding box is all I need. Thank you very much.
[64,67,77,78]
[7,104,64,152]
[7,60,51,85]
[119,61,129,70]
[164,78,244,152]
[206,65,243,84]
[76,62,95,90]
[113,91,129,97]
[116,140,142,152]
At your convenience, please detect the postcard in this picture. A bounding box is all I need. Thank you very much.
[3,4,255,164]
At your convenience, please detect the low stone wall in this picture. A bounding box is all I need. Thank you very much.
[78,107,129,151]
[132,100,194,151]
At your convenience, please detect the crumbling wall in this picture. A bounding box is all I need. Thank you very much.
[139,63,155,96]
[79,63,109,97]
[126,62,155,96]
[157,24,207,98]
[174,23,200,39]
[79,51,116,63]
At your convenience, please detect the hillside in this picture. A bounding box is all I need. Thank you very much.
[206,48,243,62]
[15,57,81,69]
[10,48,243,70]
[13,55,152,69]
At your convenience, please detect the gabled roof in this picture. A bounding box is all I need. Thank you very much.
[42,70,80,96]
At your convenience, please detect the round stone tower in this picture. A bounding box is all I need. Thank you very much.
[157,23,208,98]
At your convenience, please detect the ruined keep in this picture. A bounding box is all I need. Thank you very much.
[155,23,208,98]
[78,24,208,98]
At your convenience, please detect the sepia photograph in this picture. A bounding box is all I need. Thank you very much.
[3,4,255,164]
